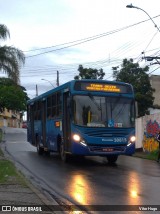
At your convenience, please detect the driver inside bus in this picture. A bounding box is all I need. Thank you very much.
[82,106,92,125]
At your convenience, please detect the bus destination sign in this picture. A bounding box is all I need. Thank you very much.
[86,84,120,92]
[74,82,132,93]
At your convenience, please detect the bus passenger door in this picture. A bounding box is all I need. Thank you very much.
[30,105,35,145]
[63,91,71,151]
[41,99,46,146]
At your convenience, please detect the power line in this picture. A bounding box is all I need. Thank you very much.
[148,66,160,75]
[25,15,160,58]
[22,41,160,74]
[143,30,159,53]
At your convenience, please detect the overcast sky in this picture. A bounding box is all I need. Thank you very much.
[1,0,160,98]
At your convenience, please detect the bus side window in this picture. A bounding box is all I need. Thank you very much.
[47,96,52,119]
[57,92,62,117]
[52,94,56,118]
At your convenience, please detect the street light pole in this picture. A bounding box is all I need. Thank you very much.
[142,56,160,64]
[41,79,55,88]
[126,4,160,32]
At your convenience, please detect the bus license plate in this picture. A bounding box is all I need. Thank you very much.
[103,148,113,152]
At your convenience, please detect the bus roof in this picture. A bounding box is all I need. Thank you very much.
[27,79,133,104]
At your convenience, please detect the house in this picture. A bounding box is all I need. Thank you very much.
[0,109,22,128]
[150,75,160,106]
[149,75,160,114]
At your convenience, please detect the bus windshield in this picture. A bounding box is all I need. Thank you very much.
[73,95,135,128]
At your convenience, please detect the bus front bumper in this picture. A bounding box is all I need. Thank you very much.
[71,141,135,156]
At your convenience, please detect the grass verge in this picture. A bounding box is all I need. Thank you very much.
[0,147,4,156]
[133,149,159,161]
[145,150,158,160]
[0,148,27,186]
[0,128,3,142]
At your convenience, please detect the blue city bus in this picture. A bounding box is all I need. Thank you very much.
[27,79,136,163]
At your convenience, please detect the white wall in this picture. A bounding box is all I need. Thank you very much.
[135,117,144,149]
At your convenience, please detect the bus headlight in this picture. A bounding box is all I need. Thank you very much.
[73,134,81,142]
[130,136,136,143]
[72,134,87,147]
[127,136,136,147]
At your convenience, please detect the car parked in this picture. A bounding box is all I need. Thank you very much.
[22,121,27,128]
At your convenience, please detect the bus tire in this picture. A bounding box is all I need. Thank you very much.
[37,141,44,155]
[44,151,50,156]
[106,155,118,164]
[60,143,70,162]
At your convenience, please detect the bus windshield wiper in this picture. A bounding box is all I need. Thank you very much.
[88,93,102,111]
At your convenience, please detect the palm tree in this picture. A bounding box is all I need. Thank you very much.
[0,24,25,83]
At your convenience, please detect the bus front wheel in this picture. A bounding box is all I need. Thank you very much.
[60,143,70,162]
[106,155,118,164]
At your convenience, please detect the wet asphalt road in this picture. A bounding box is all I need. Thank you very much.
[3,128,160,212]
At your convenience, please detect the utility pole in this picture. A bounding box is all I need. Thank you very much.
[36,84,38,96]
[57,70,59,86]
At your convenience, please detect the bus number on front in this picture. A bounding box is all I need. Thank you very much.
[114,138,127,143]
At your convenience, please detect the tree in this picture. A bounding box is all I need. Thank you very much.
[74,65,105,80]
[0,24,25,83]
[112,58,155,117]
[0,78,29,112]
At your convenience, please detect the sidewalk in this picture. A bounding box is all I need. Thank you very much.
[133,148,148,159]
